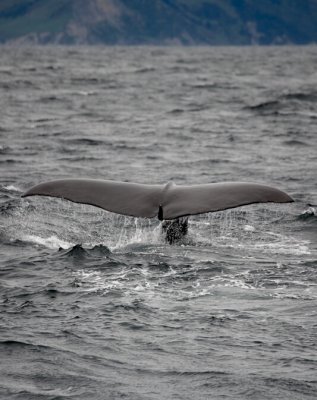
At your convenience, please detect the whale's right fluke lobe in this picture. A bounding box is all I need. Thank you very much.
[22,179,294,220]
[162,182,294,219]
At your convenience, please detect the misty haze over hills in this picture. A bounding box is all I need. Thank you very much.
[0,0,317,45]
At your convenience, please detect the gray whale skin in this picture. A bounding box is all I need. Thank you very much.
[22,179,293,242]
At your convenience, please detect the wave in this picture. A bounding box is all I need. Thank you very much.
[134,67,156,74]
[168,108,185,114]
[246,90,317,115]
[261,377,317,396]
[65,138,106,146]
[59,243,88,258]
[281,92,317,102]
[58,244,111,259]
[246,100,280,112]
[0,339,52,351]
[0,159,22,164]
[298,207,316,220]
[0,79,37,89]
[58,156,101,162]
[0,144,10,154]
[2,387,77,399]
[283,139,309,146]
[9,239,112,257]
[185,83,221,90]
[0,126,10,133]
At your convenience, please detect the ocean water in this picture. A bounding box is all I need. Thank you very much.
[0,46,316,400]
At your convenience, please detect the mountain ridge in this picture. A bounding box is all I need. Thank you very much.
[0,0,316,45]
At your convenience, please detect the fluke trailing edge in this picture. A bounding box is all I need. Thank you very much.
[22,179,294,243]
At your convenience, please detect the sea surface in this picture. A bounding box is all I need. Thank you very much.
[0,46,316,400]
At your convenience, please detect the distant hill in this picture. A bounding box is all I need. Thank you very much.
[1,0,317,45]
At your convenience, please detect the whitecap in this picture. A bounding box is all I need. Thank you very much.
[3,185,22,192]
[23,234,74,249]
[244,224,255,232]
[300,207,316,217]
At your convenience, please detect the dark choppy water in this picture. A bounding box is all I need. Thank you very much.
[0,46,316,400]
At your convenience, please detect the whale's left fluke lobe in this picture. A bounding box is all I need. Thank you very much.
[22,179,162,218]
[22,179,294,220]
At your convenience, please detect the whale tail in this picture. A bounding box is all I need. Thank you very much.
[22,179,294,220]
[22,179,293,243]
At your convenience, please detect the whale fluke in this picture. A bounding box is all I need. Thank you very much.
[22,179,293,220]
